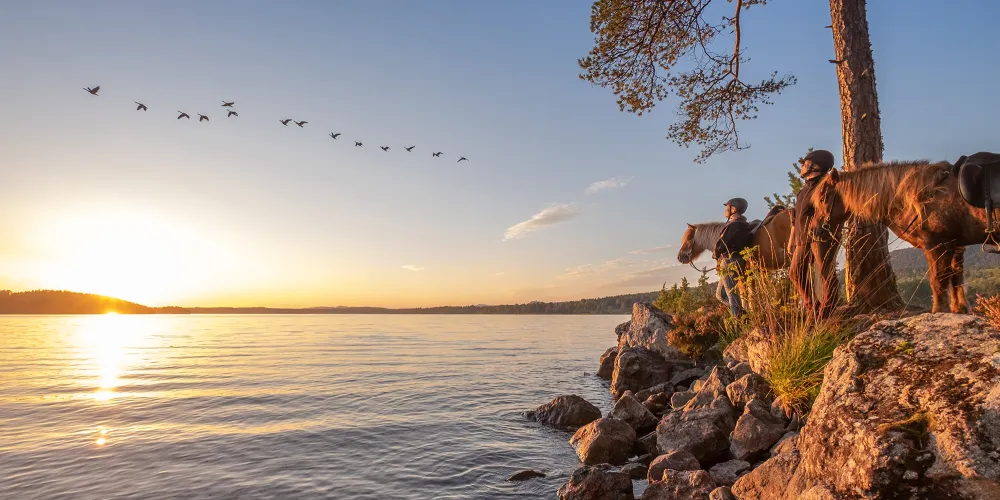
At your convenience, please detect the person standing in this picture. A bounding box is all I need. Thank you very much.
[713,198,753,318]
[789,149,837,316]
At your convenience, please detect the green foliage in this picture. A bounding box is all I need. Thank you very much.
[765,320,852,415]
[764,171,804,209]
[669,305,729,359]
[653,271,716,316]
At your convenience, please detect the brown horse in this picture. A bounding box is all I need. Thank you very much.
[676,209,793,270]
[802,160,994,314]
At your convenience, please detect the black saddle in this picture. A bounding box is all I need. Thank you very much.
[955,152,1000,209]
[749,205,786,237]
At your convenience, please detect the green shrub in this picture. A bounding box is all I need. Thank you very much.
[765,320,851,415]
[668,305,728,359]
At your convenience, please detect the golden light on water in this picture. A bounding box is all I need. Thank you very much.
[76,313,150,402]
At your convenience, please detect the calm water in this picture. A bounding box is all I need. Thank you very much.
[0,314,625,499]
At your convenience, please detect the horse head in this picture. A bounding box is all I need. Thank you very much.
[677,223,700,264]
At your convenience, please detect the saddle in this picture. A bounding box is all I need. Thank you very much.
[748,205,786,237]
[954,152,1000,252]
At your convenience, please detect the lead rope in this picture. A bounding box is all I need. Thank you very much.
[983,170,1000,253]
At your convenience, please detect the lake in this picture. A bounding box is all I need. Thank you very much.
[0,314,626,499]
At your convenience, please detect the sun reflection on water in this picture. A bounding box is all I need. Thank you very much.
[76,313,149,402]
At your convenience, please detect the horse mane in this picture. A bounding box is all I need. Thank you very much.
[826,160,952,221]
[690,221,727,256]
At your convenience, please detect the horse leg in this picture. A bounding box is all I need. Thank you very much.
[924,248,950,313]
[950,248,969,314]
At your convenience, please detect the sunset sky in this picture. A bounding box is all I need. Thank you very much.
[1,1,999,308]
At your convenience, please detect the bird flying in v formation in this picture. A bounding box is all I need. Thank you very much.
[84,86,100,96]
[135,102,147,111]
[177,111,190,119]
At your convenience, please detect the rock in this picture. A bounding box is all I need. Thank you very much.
[656,409,729,465]
[640,470,716,499]
[507,469,546,481]
[794,314,1000,498]
[729,398,788,461]
[797,486,838,500]
[570,417,636,466]
[647,450,702,482]
[621,462,648,480]
[618,302,685,362]
[770,432,798,456]
[636,431,658,456]
[670,391,695,409]
[708,459,751,487]
[615,319,632,339]
[635,382,674,401]
[597,346,619,380]
[726,373,772,409]
[557,464,633,500]
[608,393,658,433]
[709,486,737,500]
[529,395,602,429]
[731,452,803,500]
[633,453,656,466]
[610,347,672,398]
[670,367,706,387]
[681,395,737,432]
[722,336,748,364]
[645,391,671,407]
[730,362,754,380]
[743,329,772,375]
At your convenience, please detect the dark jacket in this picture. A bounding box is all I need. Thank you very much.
[714,216,753,259]
[793,178,824,247]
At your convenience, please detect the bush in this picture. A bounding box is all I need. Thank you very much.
[654,273,716,316]
[976,294,1000,329]
[668,305,729,359]
[765,320,851,415]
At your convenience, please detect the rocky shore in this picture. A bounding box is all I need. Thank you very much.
[524,303,1000,499]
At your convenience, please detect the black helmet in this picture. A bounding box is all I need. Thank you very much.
[724,197,748,215]
[801,149,835,172]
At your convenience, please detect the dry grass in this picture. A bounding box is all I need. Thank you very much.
[976,294,1000,329]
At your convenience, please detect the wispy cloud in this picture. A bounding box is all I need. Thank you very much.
[557,258,635,279]
[503,203,581,241]
[601,263,689,289]
[401,265,425,272]
[491,272,505,277]
[585,176,633,195]
[629,245,675,255]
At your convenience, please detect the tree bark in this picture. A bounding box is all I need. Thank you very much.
[829,0,903,311]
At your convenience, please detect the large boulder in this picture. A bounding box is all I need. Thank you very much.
[610,347,672,398]
[608,393,658,433]
[618,302,685,361]
[636,431,658,456]
[724,328,771,374]
[640,470,716,500]
[731,451,805,500]
[793,314,1000,499]
[670,391,695,409]
[597,346,619,380]
[615,319,632,339]
[729,398,788,461]
[725,373,773,409]
[656,409,730,465]
[557,464,633,500]
[570,417,636,466]
[647,450,701,482]
[527,395,601,429]
[709,486,737,500]
[708,459,751,487]
[682,366,734,411]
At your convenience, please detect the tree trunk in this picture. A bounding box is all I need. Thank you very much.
[829,0,903,312]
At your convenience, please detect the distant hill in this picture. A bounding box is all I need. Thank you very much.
[890,247,1000,272]
[0,290,189,314]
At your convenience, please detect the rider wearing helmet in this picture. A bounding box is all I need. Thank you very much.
[789,149,837,316]
[713,197,752,318]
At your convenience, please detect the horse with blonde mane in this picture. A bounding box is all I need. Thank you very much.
[802,160,994,314]
[677,208,793,270]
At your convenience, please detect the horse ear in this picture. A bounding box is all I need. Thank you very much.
[829,168,840,184]
[687,223,695,229]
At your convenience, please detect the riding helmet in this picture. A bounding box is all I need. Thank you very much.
[801,149,835,173]
[724,197,748,215]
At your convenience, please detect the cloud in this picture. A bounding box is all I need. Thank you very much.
[600,263,696,289]
[628,245,675,255]
[491,272,505,277]
[585,176,633,195]
[503,203,581,241]
[557,258,635,279]
[401,265,425,272]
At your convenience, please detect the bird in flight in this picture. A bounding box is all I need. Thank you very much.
[221,101,235,107]
[84,86,100,96]
[457,157,468,163]
[295,120,308,127]
[405,146,415,152]
[280,119,292,126]
[380,146,390,152]
[134,102,147,111]
[432,152,442,157]
[329,133,341,139]
[177,111,190,119]
[198,114,210,122]
[227,110,238,117]
[355,141,363,147]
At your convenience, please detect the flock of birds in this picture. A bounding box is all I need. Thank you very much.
[83,85,470,163]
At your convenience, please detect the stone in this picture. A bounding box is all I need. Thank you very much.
[725,373,773,409]
[557,464,633,500]
[729,398,788,461]
[743,329,772,375]
[597,346,619,380]
[633,453,656,466]
[635,382,674,401]
[656,410,729,465]
[635,431,658,456]
[731,452,803,500]
[621,462,648,480]
[528,395,602,429]
[730,362,754,380]
[647,450,702,482]
[615,319,631,339]
[640,470,716,500]
[709,486,737,500]
[670,367,706,388]
[618,302,685,362]
[610,347,672,398]
[681,395,737,432]
[670,391,695,409]
[608,393,659,433]
[683,366,733,410]
[793,314,1000,498]
[708,459,751,487]
[506,469,546,481]
[570,417,636,466]
[770,432,798,456]
[722,335,748,364]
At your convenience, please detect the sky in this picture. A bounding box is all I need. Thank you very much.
[1,1,999,308]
